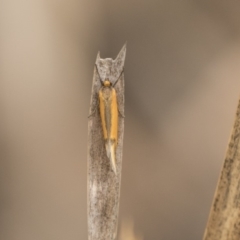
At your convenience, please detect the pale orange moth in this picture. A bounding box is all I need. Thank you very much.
[94,65,124,174]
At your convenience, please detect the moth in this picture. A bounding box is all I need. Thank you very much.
[89,45,126,174]
[97,67,124,174]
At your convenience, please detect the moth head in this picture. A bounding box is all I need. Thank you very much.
[103,79,112,87]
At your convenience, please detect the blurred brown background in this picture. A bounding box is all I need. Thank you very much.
[1,0,240,239]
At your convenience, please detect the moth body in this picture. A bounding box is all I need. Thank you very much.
[99,80,118,174]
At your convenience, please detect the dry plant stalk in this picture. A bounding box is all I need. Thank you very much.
[87,45,126,240]
[203,98,240,240]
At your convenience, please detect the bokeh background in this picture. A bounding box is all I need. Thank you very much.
[1,0,240,239]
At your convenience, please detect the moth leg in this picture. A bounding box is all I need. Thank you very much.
[118,109,125,118]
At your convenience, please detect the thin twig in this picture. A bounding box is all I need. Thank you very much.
[87,45,126,240]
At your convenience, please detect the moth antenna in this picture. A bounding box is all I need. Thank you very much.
[113,68,124,87]
[95,64,104,85]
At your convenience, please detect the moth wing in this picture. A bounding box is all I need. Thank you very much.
[105,141,117,174]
